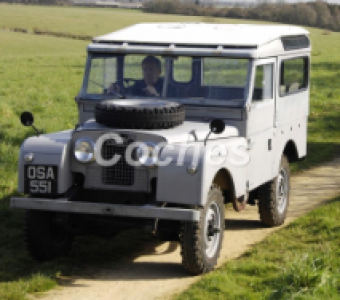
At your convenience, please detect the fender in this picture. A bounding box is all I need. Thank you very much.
[272,118,307,176]
[156,137,248,207]
[18,130,74,195]
[201,137,248,206]
[156,144,204,206]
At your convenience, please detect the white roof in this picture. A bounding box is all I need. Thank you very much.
[93,23,309,47]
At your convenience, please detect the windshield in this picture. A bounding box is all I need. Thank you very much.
[85,54,250,107]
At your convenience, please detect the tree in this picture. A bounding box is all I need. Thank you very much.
[292,3,317,27]
[312,0,333,29]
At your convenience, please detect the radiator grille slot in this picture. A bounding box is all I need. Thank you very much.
[101,138,134,186]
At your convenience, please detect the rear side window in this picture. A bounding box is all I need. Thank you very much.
[173,57,192,83]
[280,57,309,96]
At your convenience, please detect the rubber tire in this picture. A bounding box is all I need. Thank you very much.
[180,185,225,275]
[25,210,74,261]
[258,155,290,227]
[95,100,185,130]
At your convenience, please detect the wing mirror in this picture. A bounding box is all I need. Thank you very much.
[210,119,225,134]
[20,111,41,136]
[204,119,225,146]
[21,111,34,127]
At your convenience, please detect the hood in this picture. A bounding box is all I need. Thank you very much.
[77,119,239,144]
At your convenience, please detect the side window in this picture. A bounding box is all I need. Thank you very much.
[252,63,273,101]
[173,57,192,83]
[280,57,309,96]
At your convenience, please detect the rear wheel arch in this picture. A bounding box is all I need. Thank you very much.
[283,140,299,163]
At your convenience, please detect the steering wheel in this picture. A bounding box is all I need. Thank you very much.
[119,78,138,94]
[105,78,139,97]
[109,78,138,95]
[103,85,123,98]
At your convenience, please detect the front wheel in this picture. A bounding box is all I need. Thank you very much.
[25,210,74,261]
[180,185,225,275]
[258,155,290,226]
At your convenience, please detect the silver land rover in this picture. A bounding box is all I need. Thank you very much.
[11,23,310,274]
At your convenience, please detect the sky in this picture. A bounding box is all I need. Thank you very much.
[217,0,340,4]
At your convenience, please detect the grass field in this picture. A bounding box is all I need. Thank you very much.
[176,197,340,300]
[0,4,339,173]
[0,4,264,37]
[0,4,340,300]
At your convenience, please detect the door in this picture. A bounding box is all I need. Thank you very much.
[246,58,276,190]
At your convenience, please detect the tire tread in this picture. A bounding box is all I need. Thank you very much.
[180,185,224,275]
[258,155,290,227]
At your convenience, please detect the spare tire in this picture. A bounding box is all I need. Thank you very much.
[95,100,185,130]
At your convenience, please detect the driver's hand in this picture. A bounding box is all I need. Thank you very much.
[107,83,120,94]
[143,85,159,97]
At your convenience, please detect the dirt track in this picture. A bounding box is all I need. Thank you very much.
[43,158,340,300]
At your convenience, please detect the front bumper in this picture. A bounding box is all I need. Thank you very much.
[10,197,200,222]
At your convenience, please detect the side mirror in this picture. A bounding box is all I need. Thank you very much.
[210,119,225,134]
[20,111,34,127]
[20,111,41,136]
[204,119,225,146]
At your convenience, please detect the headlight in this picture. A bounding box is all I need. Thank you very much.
[74,138,95,163]
[136,142,159,167]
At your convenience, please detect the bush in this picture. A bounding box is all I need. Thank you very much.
[33,28,92,40]
[143,0,181,15]
[144,0,340,32]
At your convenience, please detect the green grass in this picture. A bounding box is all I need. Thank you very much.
[0,29,163,300]
[175,197,340,300]
[0,4,260,37]
[0,4,340,300]
[0,4,339,171]
[0,30,87,197]
[0,4,295,38]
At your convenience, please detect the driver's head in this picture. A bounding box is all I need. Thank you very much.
[142,56,161,86]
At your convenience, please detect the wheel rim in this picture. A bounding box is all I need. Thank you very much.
[276,167,288,214]
[204,201,221,259]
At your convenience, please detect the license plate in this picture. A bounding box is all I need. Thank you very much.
[24,165,58,195]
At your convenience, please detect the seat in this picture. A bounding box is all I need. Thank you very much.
[288,82,300,93]
[280,85,287,95]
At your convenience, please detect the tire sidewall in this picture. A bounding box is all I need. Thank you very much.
[273,156,290,221]
[25,210,74,260]
[199,188,225,268]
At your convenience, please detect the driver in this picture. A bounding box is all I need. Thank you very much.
[108,56,163,97]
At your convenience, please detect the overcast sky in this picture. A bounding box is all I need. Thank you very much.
[218,0,340,4]
[279,0,339,3]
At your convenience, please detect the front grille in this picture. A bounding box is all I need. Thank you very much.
[101,137,134,186]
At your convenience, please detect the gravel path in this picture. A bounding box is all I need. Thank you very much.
[43,158,340,300]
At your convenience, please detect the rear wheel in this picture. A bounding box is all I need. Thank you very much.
[25,210,74,261]
[180,185,225,275]
[258,155,290,226]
